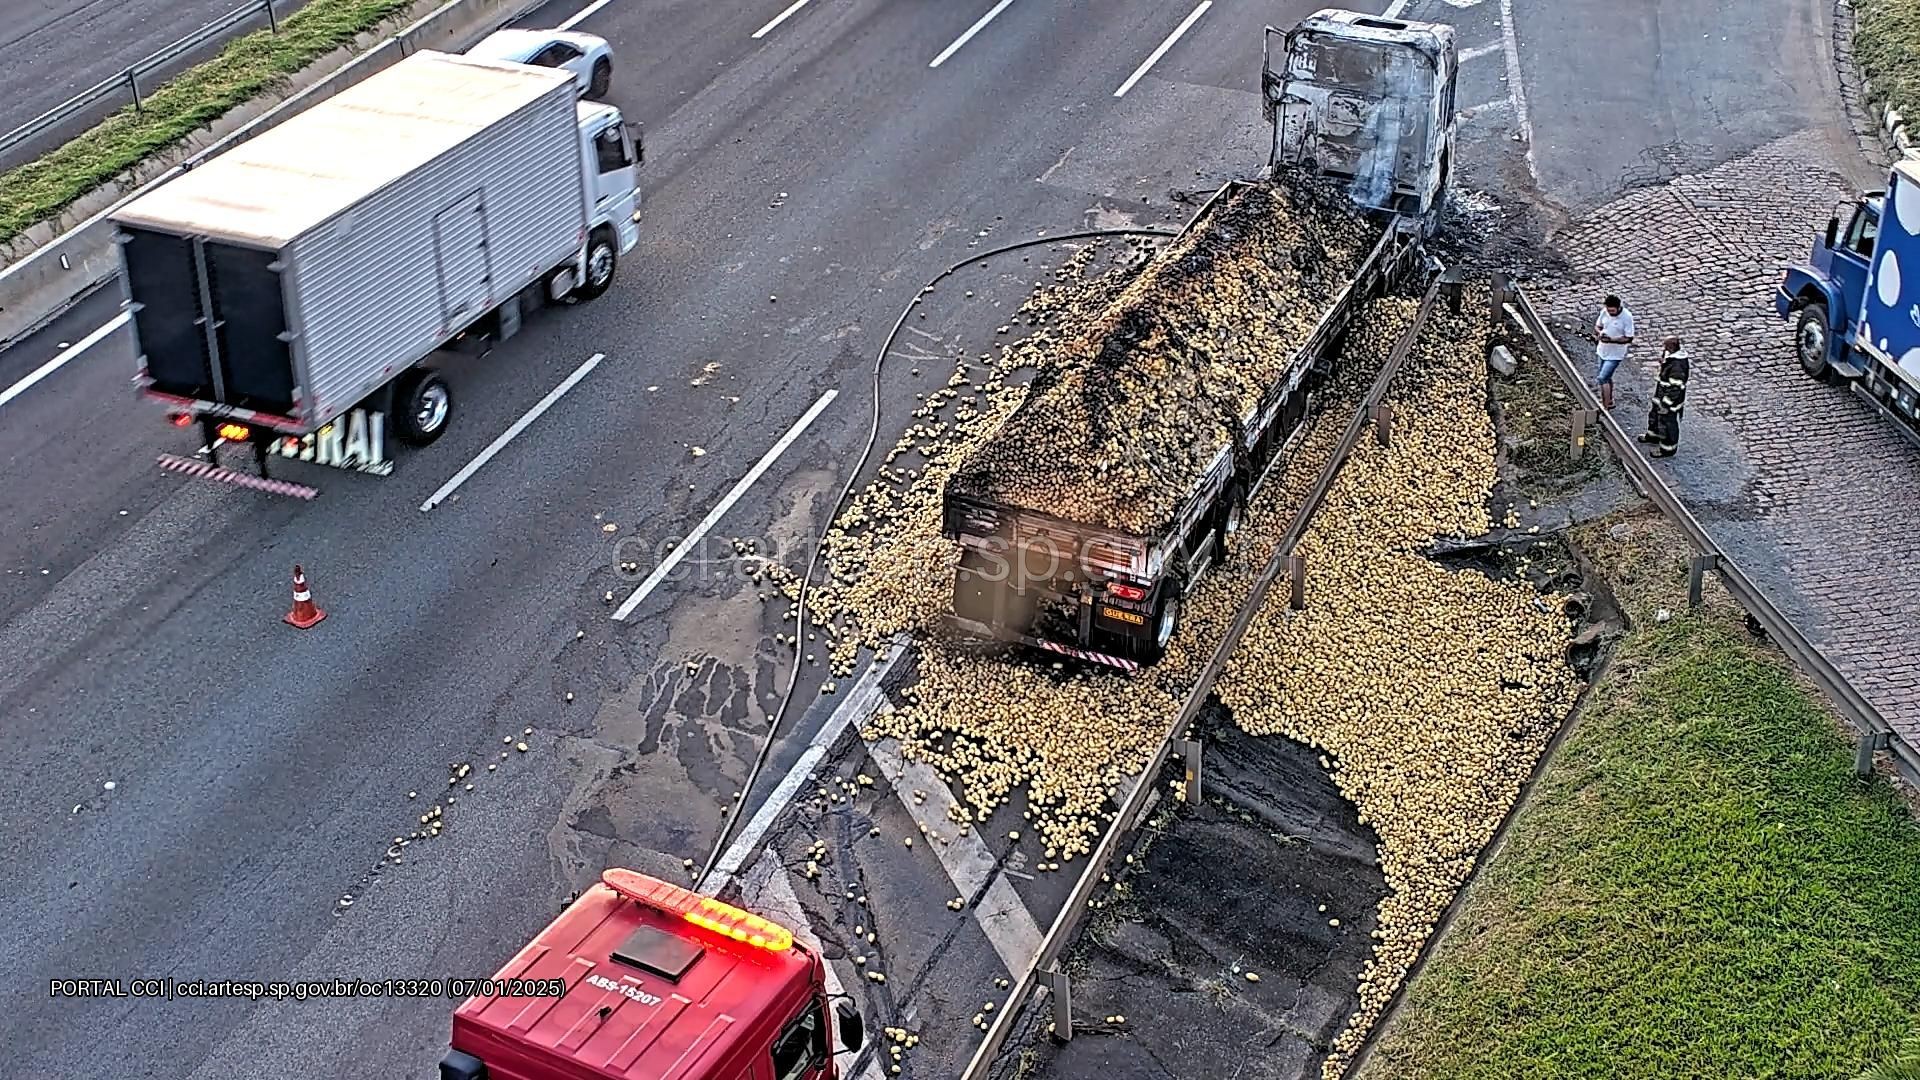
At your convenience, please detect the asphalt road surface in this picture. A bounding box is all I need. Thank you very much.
[0,0,317,168]
[0,0,1317,1074]
[5,0,1896,1075]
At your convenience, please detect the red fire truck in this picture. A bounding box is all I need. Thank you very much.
[440,869,864,1080]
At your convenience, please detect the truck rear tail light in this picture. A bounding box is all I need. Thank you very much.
[602,869,795,952]
[1106,582,1147,602]
[216,422,253,442]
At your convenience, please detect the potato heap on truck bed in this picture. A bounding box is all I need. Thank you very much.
[946,180,1377,536]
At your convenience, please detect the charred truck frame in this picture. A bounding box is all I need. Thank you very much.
[939,9,1455,672]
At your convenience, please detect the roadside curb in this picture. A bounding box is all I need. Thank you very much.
[0,0,548,350]
[1834,0,1916,167]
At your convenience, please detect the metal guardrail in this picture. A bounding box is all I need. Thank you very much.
[958,262,1457,1080]
[0,0,283,160]
[1491,273,1920,790]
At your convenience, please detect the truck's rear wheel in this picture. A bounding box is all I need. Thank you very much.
[394,369,452,446]
[1141,595,1180,665]
[1796,302,1840,384]
[577,229,617,301]
[588,57,612,99]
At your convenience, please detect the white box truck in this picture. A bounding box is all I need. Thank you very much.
[112,49,642,494]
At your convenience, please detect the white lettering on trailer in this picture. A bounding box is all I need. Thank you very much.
[274,409,393,475]
[584,974,662,1006]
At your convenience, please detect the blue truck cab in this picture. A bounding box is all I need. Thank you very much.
[1776,159,1920,443]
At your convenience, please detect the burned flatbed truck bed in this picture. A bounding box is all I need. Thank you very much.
[941,180,1425,670]
[939,8,1455,671]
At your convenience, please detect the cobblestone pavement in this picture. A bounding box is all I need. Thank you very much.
[1533,128,1920,738]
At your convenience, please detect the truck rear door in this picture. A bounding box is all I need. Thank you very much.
[122,226,297,414]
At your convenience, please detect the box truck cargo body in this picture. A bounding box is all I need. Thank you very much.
[113,49,641,489]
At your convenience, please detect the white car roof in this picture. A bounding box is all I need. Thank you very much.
[467,28,602,62]
[466,29,549,62]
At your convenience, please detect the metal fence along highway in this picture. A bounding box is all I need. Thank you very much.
[0,0,287,162]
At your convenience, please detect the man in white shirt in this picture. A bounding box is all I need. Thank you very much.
[1593,294,1635,410]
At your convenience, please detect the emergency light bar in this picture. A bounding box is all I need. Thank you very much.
[601,869,795,952]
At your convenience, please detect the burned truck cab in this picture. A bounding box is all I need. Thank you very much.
[1263,9,1457,235]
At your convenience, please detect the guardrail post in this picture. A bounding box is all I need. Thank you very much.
[1491,272,1511,320]
[1371,402,1393,447]
[1855,729,1891,778]
[1286,553,1306,610]
[1044,966,1073,1041]
[1177,738,1203,804]
[126,69,143,115]
[1569,408,1596,460]
[1687,552,1719,609]
[266,0,278,33]
[1440,273,1464,314]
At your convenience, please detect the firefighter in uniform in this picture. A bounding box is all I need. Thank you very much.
[1638,336,1690,457]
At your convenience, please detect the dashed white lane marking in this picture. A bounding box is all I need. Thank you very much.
[752,0,816,38]
[557,0,617,31]
[0,310,129,413]
[611,388,837,620]
[1381,0,1412,17]
[419,352,604,512]
[1459,40,1503,62]
[930,0,1018,69]
[1113,1,1210,98]
[866,728,1044,975]
[706,636,910,893]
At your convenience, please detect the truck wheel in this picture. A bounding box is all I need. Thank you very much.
[1795,303,1840,384]
[394,369,452,446]
[1142,595,1180,665]
[577,229,618,301]
[589,58,612,99]
[1213,485,1245,561]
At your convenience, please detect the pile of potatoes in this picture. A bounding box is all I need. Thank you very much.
[1216,286,1582,1079]
[948,182,1375,537]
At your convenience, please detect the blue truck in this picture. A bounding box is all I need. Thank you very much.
[1775,158,1920,444]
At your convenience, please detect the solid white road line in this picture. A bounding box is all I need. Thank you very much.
[418,352,604,513]
[1113,1,1210,98]
[930,0,1017,69]
[867,732,1043,973]
[557,0,617,31]
[706,637,909,892]
[752,0,815,39]
[0,310,130,413]
[611,388,837,621]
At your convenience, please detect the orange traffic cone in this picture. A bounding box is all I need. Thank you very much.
[285,565,326,629]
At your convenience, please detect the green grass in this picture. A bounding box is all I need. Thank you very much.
[0,0,415,246]
[1854,0,1920,129]
[1358,511,1920,1080]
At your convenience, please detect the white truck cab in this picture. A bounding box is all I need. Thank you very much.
[576,101,643,294]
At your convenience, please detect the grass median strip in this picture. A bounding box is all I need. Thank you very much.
[0,0,414,246]
[1852,0,1920,130]
[1358,509,1920,1080]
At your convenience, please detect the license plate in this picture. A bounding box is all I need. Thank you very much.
[1100,606,1145,626]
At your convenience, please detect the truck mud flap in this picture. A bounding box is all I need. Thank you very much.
[157,453,319,500]
[943,614,1141,674]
